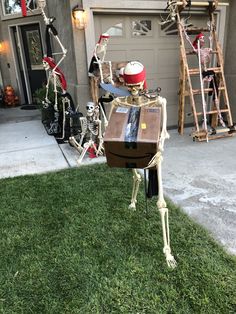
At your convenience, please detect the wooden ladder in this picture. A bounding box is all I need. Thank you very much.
[177,2,235,141]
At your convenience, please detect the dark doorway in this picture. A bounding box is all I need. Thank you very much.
[20,23,46,103]
[12,26,28,104]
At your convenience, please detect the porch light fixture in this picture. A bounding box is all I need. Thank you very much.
[72,5,86,30]
[0,42,5,54]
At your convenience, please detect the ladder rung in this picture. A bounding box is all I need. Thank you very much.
[192,87,225,95]
[188,67,222,75]
[196,108,230,116]
[186,50,218,56]
[185,28,210,34]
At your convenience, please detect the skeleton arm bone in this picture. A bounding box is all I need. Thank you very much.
[41,5,67,69]
[98,102,108,129]
[94,119,104,156]
[79,117,88,146]
[157,96,170,152]
[51,35,67,69]
[180,20,197,52]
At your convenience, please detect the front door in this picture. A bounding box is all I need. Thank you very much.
[20,23,46,104]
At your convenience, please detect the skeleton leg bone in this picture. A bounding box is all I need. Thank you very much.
[156,152,177,268]
[52,70,59,111]
[77,141,91,164]
[69,136,83,153]
[77,140,98,164]
[128,169,142,210]
[95,120,104,156]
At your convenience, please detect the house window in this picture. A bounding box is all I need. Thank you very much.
[132,20,152,37]
[2,0,36,15]
[26,30,43,70]
[105,23,123,36]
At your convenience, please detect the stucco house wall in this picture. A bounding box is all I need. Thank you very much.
[46,0,82,106]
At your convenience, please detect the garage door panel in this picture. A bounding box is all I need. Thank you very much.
[94,13,215,127]
[166,104,178,127]
[128,49,155,73]
[159,77,179,92]
[106,50,127,62]
[99,16,126,38]
[157,49,179,74]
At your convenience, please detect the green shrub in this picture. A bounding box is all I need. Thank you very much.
[33,84,59,107]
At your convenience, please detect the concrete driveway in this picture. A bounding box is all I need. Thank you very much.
[163,129,236,256]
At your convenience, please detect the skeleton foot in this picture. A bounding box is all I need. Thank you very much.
[159,207,177,268]
[95,140,104,157]
[128,201,136,211]
[163,246,177,269]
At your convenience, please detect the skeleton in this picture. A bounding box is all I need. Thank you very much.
[180,19,225,137]
[160,1,179,25]
[91,33,114,84]
[24,0,76,139]
[106,61,176,268]
[24,0,67,107]
[69,102,103,164]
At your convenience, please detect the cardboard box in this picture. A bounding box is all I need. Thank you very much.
[104,105,161,168]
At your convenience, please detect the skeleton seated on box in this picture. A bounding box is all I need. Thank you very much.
[69,101,103,163]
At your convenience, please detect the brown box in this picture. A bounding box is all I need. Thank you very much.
[104,105,161,169]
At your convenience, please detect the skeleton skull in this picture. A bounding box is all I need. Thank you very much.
[95,33,110,55]
[37,0,46,9]
[86,102,95,117]
[43,59,50,71]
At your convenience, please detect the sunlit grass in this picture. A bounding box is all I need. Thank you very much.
[0,163,235,313]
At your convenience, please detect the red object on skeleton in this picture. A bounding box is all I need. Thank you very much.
[87,145,97,158]
[192,33,205,50]
[21,0,27,16]
[98,33,110,44]
[43,57,67,91]
[123,61,147,90]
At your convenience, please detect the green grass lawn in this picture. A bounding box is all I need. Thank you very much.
[0,163,236,313]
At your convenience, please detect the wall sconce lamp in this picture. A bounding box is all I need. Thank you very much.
[0,42,5,54]
[72,5,86,30]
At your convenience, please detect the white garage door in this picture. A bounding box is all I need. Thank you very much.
[94,13,211,127]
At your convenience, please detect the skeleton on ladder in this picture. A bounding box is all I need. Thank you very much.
[181,22,225,141]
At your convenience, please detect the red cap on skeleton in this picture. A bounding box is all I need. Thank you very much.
[192,33,204,49]
[98,33,110,44]
[43,57,67,91]
[123,61,147,89]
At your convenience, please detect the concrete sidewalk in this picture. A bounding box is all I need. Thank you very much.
[0,107,105,178]
[0,107,235,256]
[0,118,70,178]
